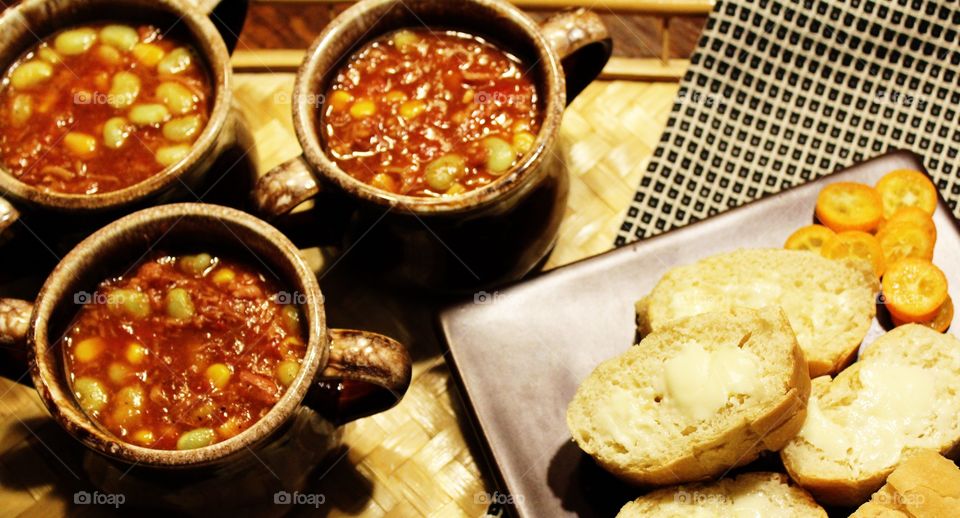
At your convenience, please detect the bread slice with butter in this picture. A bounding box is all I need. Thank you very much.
[616,472,826,517]
[567,307,810,486]
[635,248,878,377]
[781,325,960,507]
[851,450,960,517]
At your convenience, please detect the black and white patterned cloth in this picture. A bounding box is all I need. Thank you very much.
[616,0,960,245]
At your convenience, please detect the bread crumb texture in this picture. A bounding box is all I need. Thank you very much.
[636,249,877,377]
[782,325,960,507]
[567,307,810,485]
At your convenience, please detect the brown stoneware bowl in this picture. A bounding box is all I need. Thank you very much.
[0,203,411,511]
[0,0,239,240]
[252,0,612,291]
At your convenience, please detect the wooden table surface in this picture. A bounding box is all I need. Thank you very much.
[236,1,707,60]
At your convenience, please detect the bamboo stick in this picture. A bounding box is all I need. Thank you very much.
[252,0,715,15]
[231,50,688,81]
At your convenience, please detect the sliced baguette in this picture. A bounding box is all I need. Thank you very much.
[567,307,809,486]
[851,450,960,517]
[617,472,826,517]
[781,325,960,507]
[635,248,878,377]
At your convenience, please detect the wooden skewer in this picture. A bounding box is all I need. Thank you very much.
[231,50,689,81]
[252,0,716,15]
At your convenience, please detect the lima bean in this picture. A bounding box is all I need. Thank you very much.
[162,115,202,142]
[73,377,108,413]
[482,137,515,175]
[99,25,139,52]
[10,61,53,89]
[424,154,466,192]
[54,28,97,55]
[108,71,141,109]
[10,94,32,126]
[102,117,132,150]
[176,428,216,450]
[156,82,196,115]
[107,288,151,319]
[155,144,190,167]
[157,47,193,75]
[128,103,170,126]
[165,287,195,320]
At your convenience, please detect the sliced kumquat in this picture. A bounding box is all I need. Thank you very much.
[815,182,884,233]
[882,258,948,323]
[784,224,836,253]
[892,295,953,332]
[876,221,936,266]
[821,231,885,278]
[875,169,938,218]
[878,206,937,241]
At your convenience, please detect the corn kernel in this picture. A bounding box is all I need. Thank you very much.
[276,360,300,386]
[512,131,536,154]
[217,418,241,439]
[349,98,376,118]
[132,43,165,66]
[446,183,467,196]
[205,363,231,389]
[329,90,353,111]
[64,132,98,158]
[370,173,398,193]
[399,99,426,120]
[385,90,408,103]
[131,429,155,445]
[74,337,105,362]
[126,342,147,364]
[108,362,130,385]
[211,268,235,286]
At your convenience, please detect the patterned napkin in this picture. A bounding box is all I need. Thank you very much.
[616,0,960,245]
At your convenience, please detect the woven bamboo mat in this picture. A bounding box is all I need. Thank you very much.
[0,75,678,517]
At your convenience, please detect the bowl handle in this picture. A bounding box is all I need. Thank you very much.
[539,9,612,104]
[251,155,321,220]
[182,0,249,54]
[305,328,412,426]
[0,298,32,365]
[0,196,18,244]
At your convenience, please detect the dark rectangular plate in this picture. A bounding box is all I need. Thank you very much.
[439,150,960,517]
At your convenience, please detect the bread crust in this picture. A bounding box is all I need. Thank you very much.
[781,326,960,508]
[617,472,827,517]
[850,451,960,517]
[569,307,810,486]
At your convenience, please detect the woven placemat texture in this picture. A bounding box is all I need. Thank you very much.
[617,0,960,244]
[0,75,678,518]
